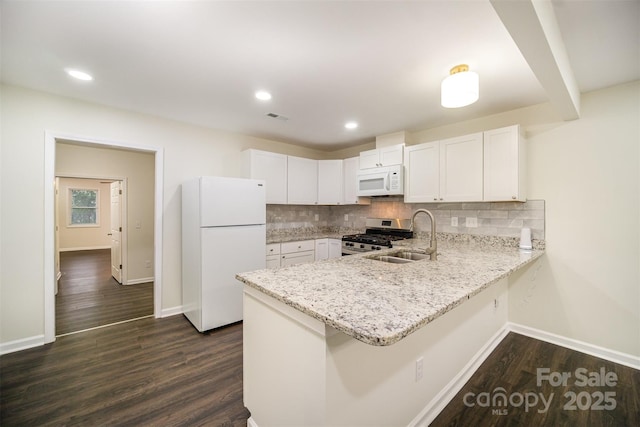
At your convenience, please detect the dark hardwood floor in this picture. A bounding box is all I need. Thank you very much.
[56,249,154,335]
[4,278,638,427]
[1,316,250,426]
[431,332,640,427]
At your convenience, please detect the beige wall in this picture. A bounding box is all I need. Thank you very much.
[413,81,640,356]
[0,84,327,344]
[1,81,638,358]
[56,145,156,283]
[57,177,112,251]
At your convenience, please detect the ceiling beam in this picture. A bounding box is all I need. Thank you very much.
[491,0,580,120]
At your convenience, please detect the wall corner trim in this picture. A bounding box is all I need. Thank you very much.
[160,306,183,318]
[0,335,45,356]
[507,322,640,370]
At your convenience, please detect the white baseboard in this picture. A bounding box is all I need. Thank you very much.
[408,325,511,427]
[409,323,640,426]
[0,334,45,355]
[125,277,154,285]
[161,306,183,318]
[59,246,110,252]
[508,322,640,370]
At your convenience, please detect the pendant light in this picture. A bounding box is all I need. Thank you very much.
[440,64,479,108]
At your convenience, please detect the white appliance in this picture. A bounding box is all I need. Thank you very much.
[356,164,404,196]
[182,176,266,332]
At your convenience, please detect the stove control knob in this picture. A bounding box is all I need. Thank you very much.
[360,244,365,249]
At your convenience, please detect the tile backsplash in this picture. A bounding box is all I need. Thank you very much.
[267,198,545,241]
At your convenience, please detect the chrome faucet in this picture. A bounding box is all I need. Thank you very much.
[410,209,438,260]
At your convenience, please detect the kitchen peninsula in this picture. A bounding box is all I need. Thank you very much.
[236,237,543,426]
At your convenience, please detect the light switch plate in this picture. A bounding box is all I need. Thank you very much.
[466,217,478,228]
[451,216,458,227]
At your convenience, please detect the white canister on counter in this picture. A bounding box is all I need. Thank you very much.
[519,227,532,250]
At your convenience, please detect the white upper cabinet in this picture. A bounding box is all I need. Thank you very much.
[287,156,318,205]
[404,133,483,203]
[359,144,404,169]
[404,142,440,203]
[343,156,371,205]
[317,160,343,205]
[242,149,288,204]
[439,132,484,202]
[483,125,527,202]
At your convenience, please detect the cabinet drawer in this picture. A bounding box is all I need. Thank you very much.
[281,239,315,254]
[266,243,281,256]
[281,251,315,266]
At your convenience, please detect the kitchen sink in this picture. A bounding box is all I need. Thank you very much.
[372,255,414,264]
[366,250,430,264]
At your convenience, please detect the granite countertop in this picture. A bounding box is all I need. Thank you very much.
[236,238,544,346]
[267,232,344,244]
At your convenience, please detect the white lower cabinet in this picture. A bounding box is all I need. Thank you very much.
[328,239,342,258]
[281,240,315,266]
[266,243,281,269]
[314,238,342,261]
[315,239,329,261]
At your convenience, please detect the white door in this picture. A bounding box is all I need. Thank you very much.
[110,181,123,283]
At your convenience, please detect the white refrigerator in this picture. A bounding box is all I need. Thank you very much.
[182,176,266,332]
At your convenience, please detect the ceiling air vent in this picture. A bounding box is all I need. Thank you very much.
[266,112,289,121]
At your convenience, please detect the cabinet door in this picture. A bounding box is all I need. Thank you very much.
[359,149,380,169]
[404,142,440,203]
[439,133,483,202]
[342,157,370,205]
[242,149,287,204]
[315,239,329,261]
[317,160,343,205]
[328,239,342,259]
[483,125,526,201]
[287,156,318,205]
[266,255,280,269]
[379,144,404,166]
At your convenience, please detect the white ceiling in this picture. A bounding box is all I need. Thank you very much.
[1,1,638,151]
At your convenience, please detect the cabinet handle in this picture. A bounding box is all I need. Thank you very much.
[512,196,517,200]
[433,198,437,201]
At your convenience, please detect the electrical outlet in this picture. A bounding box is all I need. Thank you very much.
[451,216,458,227]
[415,357,424,382]
[314,214,319,221]
[466,217,478,228]
[344,214,349,222]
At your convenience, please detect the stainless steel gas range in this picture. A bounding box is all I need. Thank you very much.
[341,218,413,255]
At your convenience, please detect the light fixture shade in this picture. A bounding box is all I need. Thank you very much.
[441,65,479,108]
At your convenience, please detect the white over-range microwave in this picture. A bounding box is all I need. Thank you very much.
[356,164,404,197]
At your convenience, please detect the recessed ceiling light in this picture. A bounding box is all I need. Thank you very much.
[65,68,93,81]
[255,91,272,101]
[345,121,358,130]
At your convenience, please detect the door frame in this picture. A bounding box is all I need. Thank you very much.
[44,131,164,344]
[56,175,128,286]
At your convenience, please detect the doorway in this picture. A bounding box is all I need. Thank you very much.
[44,132,164,343]
[54,176,154,335]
